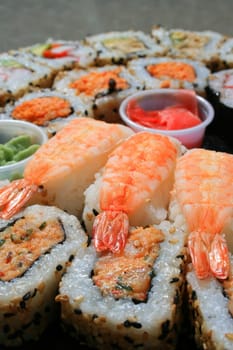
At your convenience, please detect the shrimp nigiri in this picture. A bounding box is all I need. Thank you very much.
[169,148,233,280]
[83,132,182,253]
[0,118,133,220]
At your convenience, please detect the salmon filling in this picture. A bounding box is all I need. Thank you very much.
[147,62,196,82]
[12,96,72,126]
[0,215,64,281]
[69,68,129,97]
[93,226,164,302]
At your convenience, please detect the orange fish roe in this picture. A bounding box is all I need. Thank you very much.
[12,96,72,126]
[69,68,129,96]
[147,62,196,82]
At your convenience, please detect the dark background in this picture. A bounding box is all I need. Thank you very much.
[0,0,232,52]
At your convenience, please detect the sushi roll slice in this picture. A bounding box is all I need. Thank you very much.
[17,38,97,72]
[57,221,187,350]
[128,57,210,96]
[0,204,87,347]
[53,65,143,123]
[218,37,233,69]
[151,26,224,71]
[187,262,233,350]
[3,89,91,138]
[0,53,53,107]
[206,68,233,145]
[85,30,166,66]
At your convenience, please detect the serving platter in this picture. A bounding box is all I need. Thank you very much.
[1,27,233,350]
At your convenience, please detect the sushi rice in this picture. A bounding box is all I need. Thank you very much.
[57,220,187,350]
[0,204,87,347]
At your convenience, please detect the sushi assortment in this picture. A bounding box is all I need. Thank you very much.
[0,25,233,350]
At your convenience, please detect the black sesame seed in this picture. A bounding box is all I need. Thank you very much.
[92,314,98,320]
[23,291,32,301]
[176,254,184,260]
[31,288,37,298]
[173,289,180,305]
[123,320,142,328]
[92,208,99,216]
[56,264,63,271]
[19,300,26,309]
[170,277,179,283]
[69,254,74,262]
[74,308,82,315]
[191,290,197,301]
[84,110,88,116]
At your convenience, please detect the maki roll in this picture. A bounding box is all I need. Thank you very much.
[57,221,187,350]
[85,30,165,66]
[151,26,224,71]
[187,263,233,350]
[3,89,90,138]
[128,57,210,96]
[218,37,233,69]
[0,53,53,107]
[53,65,142,123]
[18,38,97,72]
[206,68,233,145]
[0,204,87,347]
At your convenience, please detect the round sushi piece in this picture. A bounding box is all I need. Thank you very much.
[187,259,233,350]
[0,53,54,107]
[53,65,143,123]
[57,220,187,350]
[3,89,92,138]
[85,30,166,66]
[206,68,233,145]
[0,204,87,347]
[128,57,210,96]
[151,25,225,71]
[17,38,97,72]
[218,37,233,69]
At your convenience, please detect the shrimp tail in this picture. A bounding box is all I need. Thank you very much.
[0,179,38,220]
[92,210,129,253]
[188,230,230,280]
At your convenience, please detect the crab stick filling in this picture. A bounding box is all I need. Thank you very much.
[147,62,196,83]
[11,96,73,126]
[0,215,64,281]
[69,68,129,97]
[93,226,164,302]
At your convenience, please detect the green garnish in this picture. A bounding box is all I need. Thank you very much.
[0,59,24,69]
[39,221,47,230]
[115,276,133,291]
[0,239,6,247]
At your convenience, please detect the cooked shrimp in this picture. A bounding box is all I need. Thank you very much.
[88,132,180,253]
[172,148,233,280]
[0,118,133,220]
